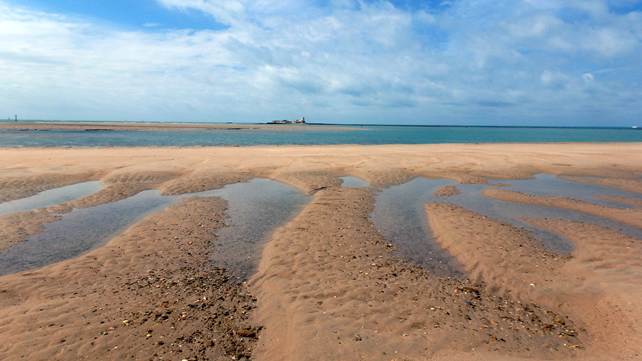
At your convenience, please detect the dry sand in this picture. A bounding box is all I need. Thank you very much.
[0,143,641,360]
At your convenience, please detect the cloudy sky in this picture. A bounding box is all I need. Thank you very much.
[1,0,641,126]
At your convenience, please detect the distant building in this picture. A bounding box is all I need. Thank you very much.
[268,117,306,124]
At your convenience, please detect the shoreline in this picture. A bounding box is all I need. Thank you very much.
[1,143,641,360]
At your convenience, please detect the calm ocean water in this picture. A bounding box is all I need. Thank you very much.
[1,124,641,147]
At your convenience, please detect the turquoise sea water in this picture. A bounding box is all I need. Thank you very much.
[1,124,641,146]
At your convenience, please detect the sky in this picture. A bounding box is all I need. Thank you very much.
[1,0,641,126]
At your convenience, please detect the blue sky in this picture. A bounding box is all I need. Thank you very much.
[1,0,641,126]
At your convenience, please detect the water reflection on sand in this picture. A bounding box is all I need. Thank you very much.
[371,175,642,278]
[0,179,310,277]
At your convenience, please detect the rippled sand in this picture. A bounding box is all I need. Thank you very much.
[0,143,641,361]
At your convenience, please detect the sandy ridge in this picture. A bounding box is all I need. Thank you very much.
[425,203,567,301]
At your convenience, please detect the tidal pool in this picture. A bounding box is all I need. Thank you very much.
[209,179,311,279]
[0,179,310,277]
[0,181,104,216]
[491,174,642,209]
[371,176,642,278]
[340,176,370,188]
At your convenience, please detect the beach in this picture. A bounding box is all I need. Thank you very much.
[1,143,641,360]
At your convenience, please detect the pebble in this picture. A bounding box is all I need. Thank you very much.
[236,329,256,338]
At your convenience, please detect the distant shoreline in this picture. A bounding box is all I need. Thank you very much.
[0,121,357,131]
[1,120,639,130]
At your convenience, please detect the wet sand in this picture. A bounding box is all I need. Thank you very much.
[1,143,642,360]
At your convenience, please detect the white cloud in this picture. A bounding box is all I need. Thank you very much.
[0,0,641,125]
[582,73,595,82]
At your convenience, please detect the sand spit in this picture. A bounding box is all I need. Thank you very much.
[0,197,259,361]
[481,189,642,229]
[1,143,642,360]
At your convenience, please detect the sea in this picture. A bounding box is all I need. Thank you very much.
[1,122,641,147]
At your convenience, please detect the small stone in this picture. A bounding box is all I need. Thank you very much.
[554,315,565,325]
[354,333,362,341]
[236,329,256,338]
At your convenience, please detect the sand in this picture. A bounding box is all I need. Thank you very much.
[433,185,461,197]
[1,142,642,360]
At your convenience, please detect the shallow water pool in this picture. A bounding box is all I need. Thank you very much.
[0,181,104,216]
[340,176,370,188]
[371,175,642,278]
[490,174,642,209]
[0,179,310,277]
